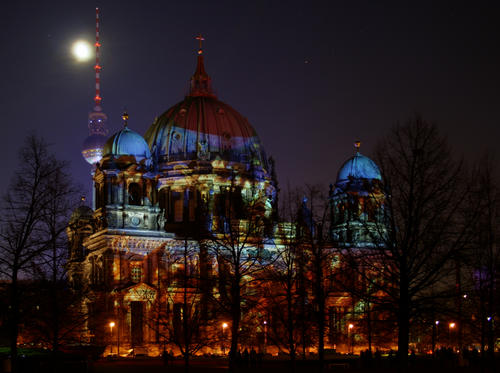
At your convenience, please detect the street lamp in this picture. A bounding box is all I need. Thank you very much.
[263,321,268,353]
[109,321,115,355]
[222,322,228,355]
[448,322,455,349]
[348,324,354,354]
[432,320,440,354]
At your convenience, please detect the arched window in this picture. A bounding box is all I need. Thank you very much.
[159,187,170,219]
[95,183,104,209]
[187,189,197,222]
[172,192,183,222]
[128,182,142,205]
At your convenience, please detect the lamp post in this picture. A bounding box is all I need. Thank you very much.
[109,321,115,355]
[432,320,439,354]
[448,322,455,350]
[222,322,228,355]
[348,324,354,354]
[263,321,268,353]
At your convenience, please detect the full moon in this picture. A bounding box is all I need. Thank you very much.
[72,40,92,61]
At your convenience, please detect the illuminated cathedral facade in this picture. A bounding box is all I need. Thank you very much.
[68,40,388,355]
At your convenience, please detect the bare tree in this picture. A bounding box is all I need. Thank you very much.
[259,189,310,371]
[148,239,215,373]
[0,135,74,372]
[372,116,471,367]
[335,117,471,368]
[27,165,80,371]
[461,154,500,366]
[141,208,218,372]
[298,185,333,370]
[202,181,276,369]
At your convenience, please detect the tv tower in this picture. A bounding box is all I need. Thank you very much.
[82,7,108,165]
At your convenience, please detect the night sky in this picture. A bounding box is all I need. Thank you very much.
[1,1,499,200]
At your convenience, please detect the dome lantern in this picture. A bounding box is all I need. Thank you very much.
[189,34,216,98]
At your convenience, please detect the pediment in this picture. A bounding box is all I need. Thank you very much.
[123,282,157,302]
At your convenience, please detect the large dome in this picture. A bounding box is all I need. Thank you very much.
[103,118,151,161]
[144,54,268,170]
[336,150,381,183]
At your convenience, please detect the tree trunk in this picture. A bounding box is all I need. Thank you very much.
[398,283,410,370]
[314,246,325,372]
[229,278,241,371]
[51,238,60,373]
[366,303,372,353]
[184,352,189,373]
[9,275,19,373]
[287,279,296,372]
[183,236,190,373]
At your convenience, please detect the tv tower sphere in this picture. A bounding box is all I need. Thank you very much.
[82,110,108,164]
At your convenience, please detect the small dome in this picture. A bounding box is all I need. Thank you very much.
[336,152,382,182]
[103,126,151,161]
[69,205,94,224]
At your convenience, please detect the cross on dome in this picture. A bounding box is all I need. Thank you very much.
[189,34,215,98]
[195,34,205,55]
[122,111,129,128]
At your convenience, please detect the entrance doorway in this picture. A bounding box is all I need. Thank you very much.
[131,301,144,346]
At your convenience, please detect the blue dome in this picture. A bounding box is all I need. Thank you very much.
[337,152,382,182]
[103,126,151,161]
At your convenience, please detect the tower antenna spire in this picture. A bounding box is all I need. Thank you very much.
[82,7,108,168]
[94,7,102,110]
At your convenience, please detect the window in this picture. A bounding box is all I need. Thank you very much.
[159,188,169,216]
[95,183,104,209]
[128,183,141,205]
[172,191,183,222]
[131,264,142,283]
[188,189,197,222]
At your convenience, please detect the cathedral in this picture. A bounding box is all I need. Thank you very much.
[68,17,387,355]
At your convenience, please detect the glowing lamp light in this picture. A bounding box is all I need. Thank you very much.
[72,40,92,61]
[348,323,354,330]
[109,321,115,328]
[449,322,456,329]
[222,322,228,329]
[263,321,267,325]
[435,320,440,325]
[487,316,492,321]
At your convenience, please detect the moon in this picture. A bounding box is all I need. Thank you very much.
[72,40,92,61]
